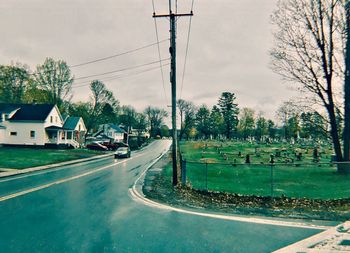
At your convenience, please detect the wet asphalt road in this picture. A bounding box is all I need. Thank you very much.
[0,140,322,252]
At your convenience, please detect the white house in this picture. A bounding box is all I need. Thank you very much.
[0,103,86,148]
[94,124,126,143]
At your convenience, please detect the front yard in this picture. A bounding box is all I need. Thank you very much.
[0,147,103,169]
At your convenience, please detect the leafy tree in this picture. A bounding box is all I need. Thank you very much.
[99,103,118,125]
[69,80,119,135]
[177,99,196,140]
[287,115,301,139]
[300,111,329,140]
[0,64,31,103]
[255,115,269,141]
[209,105,224,139]
[217,92,239,139]
[238,108,255,139]
[34,57,74,108]
[23,84,51,104]
[271,0,345,161]
[196,105,211,139]
[160,125,170,138]
[267,119,277,139]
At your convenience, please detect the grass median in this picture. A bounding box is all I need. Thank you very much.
[0,147,104,169]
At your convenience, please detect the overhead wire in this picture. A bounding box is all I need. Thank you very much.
[73,58,169,81]
[27,39,169,77]
[152,0,169,107]
[72,62,170,89]
[70,39,169,68]
[179,0,195,99]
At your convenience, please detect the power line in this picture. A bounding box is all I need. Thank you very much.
[180,0,195,99]
[27,40,169,77]
[72,63,170,88]
[152,0,168,106]
[70,39,168,68]
[74,58,170,81]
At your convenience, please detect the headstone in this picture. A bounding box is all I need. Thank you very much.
[245,154,251,164]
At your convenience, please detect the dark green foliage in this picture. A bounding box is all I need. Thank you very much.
[196,105,211,139]
[0,64,31,103]
[218,92,239,139]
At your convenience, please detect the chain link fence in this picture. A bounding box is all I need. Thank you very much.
[181,159,350,199]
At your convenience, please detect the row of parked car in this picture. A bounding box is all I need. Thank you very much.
[86,141,131,158]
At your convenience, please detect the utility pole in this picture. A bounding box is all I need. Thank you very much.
[153,2,193,185]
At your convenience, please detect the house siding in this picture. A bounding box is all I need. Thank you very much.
[44,106,63,128]
[0,105,64,146]
[5,122,46,145]
[0,128,5,144]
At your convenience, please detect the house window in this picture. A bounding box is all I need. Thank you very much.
[55,116,58,123]
[10,132,17,136]
[78,125,81,131]
[50,116,53,123]
[30,131,35,138]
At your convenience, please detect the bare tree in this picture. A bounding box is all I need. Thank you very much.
[144,106,168,137]
[271,0,346,161]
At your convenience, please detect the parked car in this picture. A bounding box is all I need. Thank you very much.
[103,142,128,151]
[114,146,131,158]
[86,142,108,151]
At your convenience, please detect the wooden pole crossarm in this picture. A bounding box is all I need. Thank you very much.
[153,12,193,18]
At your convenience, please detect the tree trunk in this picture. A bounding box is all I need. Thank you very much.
[327,104,343,162]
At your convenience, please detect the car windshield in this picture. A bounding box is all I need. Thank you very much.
[118,147,128,151]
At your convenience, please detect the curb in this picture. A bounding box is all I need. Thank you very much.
[0,153,114,179]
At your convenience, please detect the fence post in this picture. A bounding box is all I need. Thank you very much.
[181,159,187,186]
[205,161,208,191]
[270,164,274,198]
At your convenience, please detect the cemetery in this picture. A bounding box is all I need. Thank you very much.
[178,140,350,199]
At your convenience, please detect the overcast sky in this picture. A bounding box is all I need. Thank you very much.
[0,0,298,120]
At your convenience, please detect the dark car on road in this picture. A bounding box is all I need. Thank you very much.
[114,146,131,158]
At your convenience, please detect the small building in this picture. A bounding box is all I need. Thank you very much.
[0,103,86,148]
[94,124,127,143]
[63,116,87,146]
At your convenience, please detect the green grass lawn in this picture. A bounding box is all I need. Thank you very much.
[176,141,350,200]
[0,147,104,169]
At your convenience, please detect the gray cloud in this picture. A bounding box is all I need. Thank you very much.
[0,0,298,120]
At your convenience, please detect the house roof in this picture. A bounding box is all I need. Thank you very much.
[109,124,126,133]
[0,104,21,114]
[63,117,81,130]
[0,104,56,121]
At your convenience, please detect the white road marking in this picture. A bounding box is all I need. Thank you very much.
[0,162,117,202]
[129,145,332,231]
